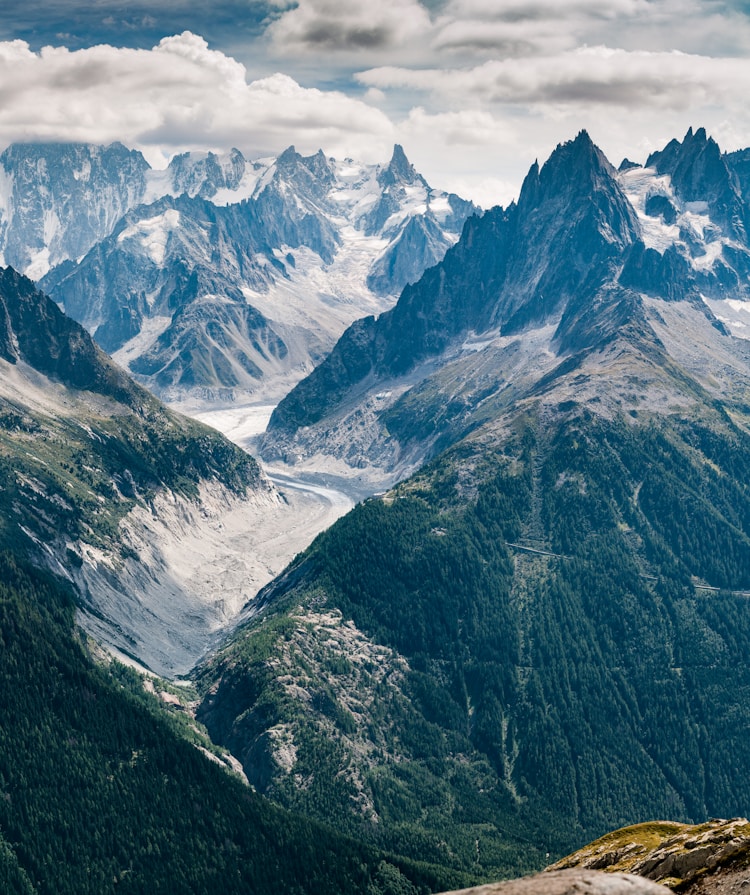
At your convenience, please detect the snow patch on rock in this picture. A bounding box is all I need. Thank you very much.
[617,166,738,274]
[117,208,181,265]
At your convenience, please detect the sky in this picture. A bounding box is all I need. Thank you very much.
[1,1,750,207]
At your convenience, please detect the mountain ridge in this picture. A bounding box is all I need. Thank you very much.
[259,127,750,486]
[9,140,479,402]
[194,126,750,882]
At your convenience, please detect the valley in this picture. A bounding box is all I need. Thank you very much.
[190,397,405,498]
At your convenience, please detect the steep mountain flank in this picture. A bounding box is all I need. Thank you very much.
[0,266,144,405]
[260,129,750,485]
[0,266,287,674]
[0,265,468,892]
[266,130,637,421]
[202,400,750,873]
[366,211,453,296]
[646,127,747,242]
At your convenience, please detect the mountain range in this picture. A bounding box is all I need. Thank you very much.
[5,124,750,893]
[192,127,750,879]
[0,140,476,404]
[261,127,750,484]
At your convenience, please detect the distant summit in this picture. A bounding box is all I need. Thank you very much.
[0,141,149,277]
[0,139,480,403]
[378,143,427,188]
[262,127,750,485]
[646,126,747,240]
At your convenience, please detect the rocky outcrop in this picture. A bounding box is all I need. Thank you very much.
[167,148,247,199]
[438,869,670,894]
[549,819,750,893]
[366,211,454,296]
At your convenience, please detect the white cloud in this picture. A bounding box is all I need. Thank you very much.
[444,0,647,15]
[358,46,750,112]
[431,20,565,57]
[261,0,750,68]
[402,106,517,149]
[262,0,670,65]
[0,32,395,162]
[2,1,750,210]
[352,42,750,206]
[435,0,750,58]
[396,107,521,206]
[265,0,432,54]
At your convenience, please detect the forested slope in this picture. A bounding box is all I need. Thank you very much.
[0,551,460,895]
[199,398,750,881]
[198,129,750,883]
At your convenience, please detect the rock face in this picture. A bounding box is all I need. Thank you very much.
[42,194,292,388]
[165,147,247,199]
[646,127,747,241]
[0,265,142,406]
[0,142,150,278]
[550,819,750,893]
[366,209,453,296]
[439,870,670,894]
[268,130,639,410]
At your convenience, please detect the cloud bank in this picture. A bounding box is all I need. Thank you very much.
[357,46,750,111]
[1,1,750,206]
[0,32,395,164]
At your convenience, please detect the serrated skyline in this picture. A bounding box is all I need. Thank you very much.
[0,1,748,207]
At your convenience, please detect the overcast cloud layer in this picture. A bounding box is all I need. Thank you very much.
[0,0,749,206]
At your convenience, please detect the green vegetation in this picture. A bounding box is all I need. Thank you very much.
[558,819,690,867]
[0,270,472,894]
[198,598,557,883]
[199,404,750,883]
[0,550,461,895]
[0,391,259,557]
